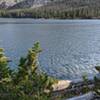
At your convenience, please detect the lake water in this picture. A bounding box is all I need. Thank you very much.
[0,18,100,80]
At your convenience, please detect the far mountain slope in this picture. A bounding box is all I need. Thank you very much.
[0,0,24,9]
[9,0,53,9]
[0,0,100,10]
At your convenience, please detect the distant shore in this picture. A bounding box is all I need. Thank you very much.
[0,8,100,19]
[0,17,100,19]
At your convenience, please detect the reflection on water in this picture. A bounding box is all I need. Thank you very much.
[0,19,100,80]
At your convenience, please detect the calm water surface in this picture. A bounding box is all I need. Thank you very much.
[0,18,100,80]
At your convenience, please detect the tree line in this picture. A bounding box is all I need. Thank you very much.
[0,7,100,19]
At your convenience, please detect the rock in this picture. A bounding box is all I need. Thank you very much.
[1,0,100,10]
[67,92,95,100]
[95,73,100,80]
[8,0,52,9]
[0,0,19,9]
[52,80,71,91]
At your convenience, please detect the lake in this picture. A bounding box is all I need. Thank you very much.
[0,18,100,80]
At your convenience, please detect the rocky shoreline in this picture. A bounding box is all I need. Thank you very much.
[52,68,100,100]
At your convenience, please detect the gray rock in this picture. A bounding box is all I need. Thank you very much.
[66,92,95,100]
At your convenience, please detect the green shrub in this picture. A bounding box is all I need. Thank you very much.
[0,42,57,100]
[94,66,100,95]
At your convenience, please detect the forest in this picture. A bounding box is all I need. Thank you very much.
[0,7,100,19]
[0,0,100,18]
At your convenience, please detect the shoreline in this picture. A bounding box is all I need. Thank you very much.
[0,17,100,20]
[52,75,98,99]
[52,74,98,91]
